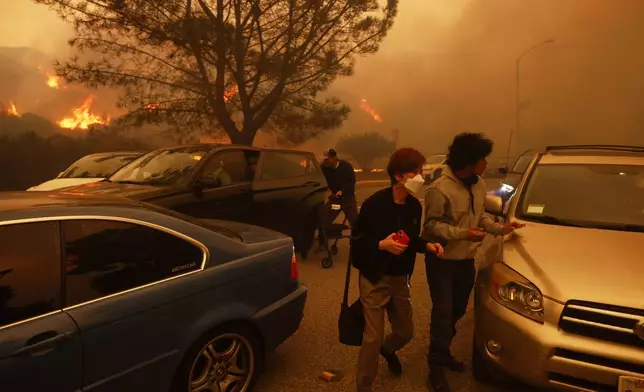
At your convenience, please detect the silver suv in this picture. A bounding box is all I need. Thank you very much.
[474,145,644,392]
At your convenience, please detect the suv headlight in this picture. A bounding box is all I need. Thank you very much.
[489,262,544,323]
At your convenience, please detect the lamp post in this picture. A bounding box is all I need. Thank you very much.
[515,39,554,153]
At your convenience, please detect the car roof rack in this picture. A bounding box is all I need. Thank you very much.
[545,145,644,153]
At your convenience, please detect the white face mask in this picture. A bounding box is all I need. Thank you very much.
[403,174,425,195]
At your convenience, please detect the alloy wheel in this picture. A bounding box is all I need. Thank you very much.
[188,332,254,392]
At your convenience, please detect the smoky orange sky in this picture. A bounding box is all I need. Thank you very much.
[2,0,644,159]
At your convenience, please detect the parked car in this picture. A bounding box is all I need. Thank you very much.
[422,153,447,184]
[0,191,307,392]
[27,151,144,191]
[474,145,644,392]
[59,144,328,257]
[490,149,537,204]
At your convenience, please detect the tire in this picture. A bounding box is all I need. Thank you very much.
[172,324,263,392]
[321,257,333,268]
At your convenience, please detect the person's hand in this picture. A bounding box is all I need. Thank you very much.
[467,228,486,242]
[379,233,408,255]
[335,190,343,197]
[502,220,526,235]
[427,242,444,257]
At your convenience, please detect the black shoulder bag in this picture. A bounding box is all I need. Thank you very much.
[338,238,365,346]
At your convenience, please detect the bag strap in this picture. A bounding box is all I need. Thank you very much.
[343,244,353,305]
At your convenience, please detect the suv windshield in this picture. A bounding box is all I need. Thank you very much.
[518,163,644,231]
[61,153,140,179]
[110,147,211,186]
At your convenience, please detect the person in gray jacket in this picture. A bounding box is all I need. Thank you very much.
[421,133,524,392]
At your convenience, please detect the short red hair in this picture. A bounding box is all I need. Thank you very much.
[386,148,426,184]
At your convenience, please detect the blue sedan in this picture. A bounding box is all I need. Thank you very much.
[0,192,307,392]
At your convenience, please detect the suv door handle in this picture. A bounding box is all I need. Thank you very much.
[10,331,75,358]
[302,181,320,187]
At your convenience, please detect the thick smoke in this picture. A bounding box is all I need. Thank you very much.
[332,0,644,161]
[2,0,644,157]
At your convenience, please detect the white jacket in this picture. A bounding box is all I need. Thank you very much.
[421,166,503,260]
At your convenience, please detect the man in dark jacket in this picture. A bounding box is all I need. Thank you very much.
[318,148,359,248]
[351,148,444,392]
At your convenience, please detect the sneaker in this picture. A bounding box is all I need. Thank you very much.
[380,348,403,376]
[428,354,466,373]
[427,367,451,392]
[441,356,465,373]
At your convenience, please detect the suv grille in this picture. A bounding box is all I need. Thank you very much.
[559,301,644,349]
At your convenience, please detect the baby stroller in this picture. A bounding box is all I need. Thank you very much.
[318,196,353,269]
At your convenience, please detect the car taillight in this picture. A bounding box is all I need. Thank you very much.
[290,250,299,280]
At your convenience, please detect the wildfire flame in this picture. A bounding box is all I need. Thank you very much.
[224,86,238,102]
[46,74,61,89]
[7,101,19,116]
[359,98,383,122]
[58,96,110,130]
[145,85,237,112]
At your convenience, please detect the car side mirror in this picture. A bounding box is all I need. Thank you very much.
[498,167,508,175]
[485,194,504,216]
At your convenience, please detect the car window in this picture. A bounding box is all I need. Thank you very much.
[200,150,256,187]
[511,153,533,174]
[109,147,211,186]
[61,153,140,179]
[63,220,204,306]
[260,152,317,180]
[518,163,644,230]
[0,222,61,327]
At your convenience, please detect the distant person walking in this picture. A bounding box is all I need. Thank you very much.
[351,148,444,392]
[318,149,359,249]
[421,133,524,391]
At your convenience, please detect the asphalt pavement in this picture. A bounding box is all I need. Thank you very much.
[256,179,530,392]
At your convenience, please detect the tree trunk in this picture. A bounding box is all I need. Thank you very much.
[227,129,256,145]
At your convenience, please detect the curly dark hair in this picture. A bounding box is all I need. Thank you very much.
[387,148,426,184]
[446,133,494,170]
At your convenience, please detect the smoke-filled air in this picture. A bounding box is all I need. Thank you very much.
[1,0,643,162]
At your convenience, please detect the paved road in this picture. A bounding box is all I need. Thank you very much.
[256,179,538,392]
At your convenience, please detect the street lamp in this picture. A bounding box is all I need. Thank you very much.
[515,39,554,150]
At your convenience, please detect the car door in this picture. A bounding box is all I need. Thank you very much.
[252,151,327,245]
[60,218,205,392]
[172,149,256,222]
[0,221,82,392]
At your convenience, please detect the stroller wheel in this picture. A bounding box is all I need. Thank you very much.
[331,244,338,255]
[321,257,333,269]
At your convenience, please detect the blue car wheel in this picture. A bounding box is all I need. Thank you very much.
[172,324,263,392]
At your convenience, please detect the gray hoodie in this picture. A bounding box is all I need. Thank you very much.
[421,166,504,260]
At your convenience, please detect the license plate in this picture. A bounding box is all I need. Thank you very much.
[619,376,644,392]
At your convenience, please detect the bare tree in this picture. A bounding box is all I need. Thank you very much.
[34,0,399,145]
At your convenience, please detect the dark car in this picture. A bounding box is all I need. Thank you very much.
[60,144,328,256]
[492,150,537,204]
[0,192,307,392]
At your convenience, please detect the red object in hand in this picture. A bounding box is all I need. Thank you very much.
[393,230,410,245]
